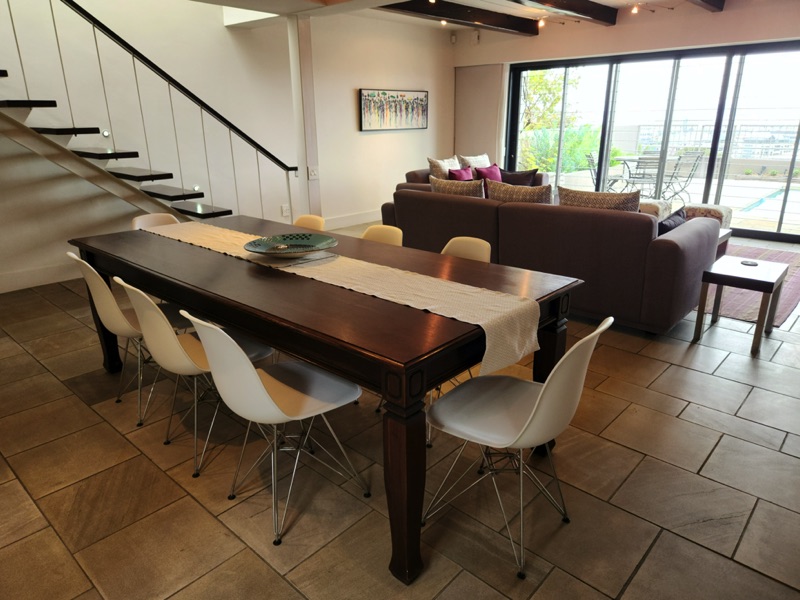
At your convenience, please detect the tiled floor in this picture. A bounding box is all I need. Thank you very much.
[1,232,800,599]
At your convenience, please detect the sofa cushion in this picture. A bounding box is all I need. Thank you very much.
[657,208,687,235]
[475,164,502,182]
[428,155,460,179]
[448,167,473,181]
[457,153,491,168]
[430,176,485,198]
[487,180,551,203]
[558,187,640,212]
[500,168,538,186]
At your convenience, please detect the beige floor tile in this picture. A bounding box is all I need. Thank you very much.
[21,326,99,361]
[680,403,785,449]
[38,455,185,553]
[773,340,800,369]
[0,528,92,600]
[76,496,244,600]
[0,395,102,456]
[701,435,800,513]
[532,568,610,599]
[590,327,652,354]
[0,372,72,418]
[220,467,372,575]
[0,295,62,327]
[3,308,85,344]
[0,353,46,387]
[784,434,800,458]
[421,510,551,600]
[622,531,799,599]
[516,483,658,598]
[571,388,630,435]
[171,548,305,599]
[0,456,11,483]
[74,589,102,600]
[531,427,642,500]
[601,405,720,472]
[0,480,48,548]
[39,343,105,380]
[735,500,800,590]
[640,336,729,373]
[0,336,24,359]
[287,511,460,600]
[588,346,668,387]
[650,365,752,414]
[436,570,508,600]
[583,370,608,389]
[611,457,755,556]
[595,377,687,416]
[8,422,139,498]
[93,375,185,435]
[63,368,130,406]
[738,387,800,436]
[715,353,800,399]
[322,390,384,442]
[699,325,782,360]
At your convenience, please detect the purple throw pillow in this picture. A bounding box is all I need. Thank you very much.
[448,167,473,181]
[475,164,502,182]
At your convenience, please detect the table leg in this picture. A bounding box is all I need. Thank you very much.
[534,316,568,383]
[711,284,724,324]
[693,282,710,343]
[382,371,427,584]
[765,282,784,335]
[751,292,772,355]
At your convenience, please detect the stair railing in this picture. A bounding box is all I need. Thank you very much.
[2,0,298,218]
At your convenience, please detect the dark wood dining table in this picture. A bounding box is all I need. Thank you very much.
[69,215,582,585]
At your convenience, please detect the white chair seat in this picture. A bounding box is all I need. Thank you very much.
[427,376,544,449]
[259,361,361,422]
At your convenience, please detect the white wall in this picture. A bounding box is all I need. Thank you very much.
[308,13,455,228]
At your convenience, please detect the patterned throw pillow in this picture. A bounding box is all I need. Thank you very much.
[558,187,640,212]
[487,180,551,203]
[428,155,460,180]
[500,168,538,186]
[430,176,485,198]
[457,153,492,168]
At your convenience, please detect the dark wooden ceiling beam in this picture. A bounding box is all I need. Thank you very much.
[507,0,617,26]
[381,0,539,36]
[686,0,725,11]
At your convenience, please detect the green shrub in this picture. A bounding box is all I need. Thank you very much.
[743,169,753,175]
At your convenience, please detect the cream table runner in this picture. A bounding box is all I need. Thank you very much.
[143,221,540,375]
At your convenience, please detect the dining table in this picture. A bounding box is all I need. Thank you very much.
[69,215,583,585]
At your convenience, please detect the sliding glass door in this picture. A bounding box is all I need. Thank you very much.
[506,42,800,239]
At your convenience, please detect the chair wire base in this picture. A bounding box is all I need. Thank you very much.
[228,415,370,545]
[422,441,569,578]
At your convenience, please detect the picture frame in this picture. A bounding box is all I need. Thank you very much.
[359,89,428,131]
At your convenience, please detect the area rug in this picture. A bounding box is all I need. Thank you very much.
[703,244,800,326]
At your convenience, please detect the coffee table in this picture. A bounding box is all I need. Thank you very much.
[693,254,789,355]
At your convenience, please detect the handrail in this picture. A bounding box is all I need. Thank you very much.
[59,0,297,173]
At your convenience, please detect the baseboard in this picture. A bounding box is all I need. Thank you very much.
[325,209,381,231]
[0,263,80,294]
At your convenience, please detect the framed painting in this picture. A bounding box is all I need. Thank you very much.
[359,89,428,131]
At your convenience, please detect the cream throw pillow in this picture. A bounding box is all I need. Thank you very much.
[427,155,460,180]
[457,153,492,168]
[487,180,551,203]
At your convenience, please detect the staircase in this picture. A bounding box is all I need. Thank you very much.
[0,0,297,220]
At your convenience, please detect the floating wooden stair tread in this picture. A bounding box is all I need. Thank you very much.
[107,167,173,182]
[32,126,100,135]
[140,184,204,201]
[171,200,232,219]
[0,99,57,108]
[73,147,139,160]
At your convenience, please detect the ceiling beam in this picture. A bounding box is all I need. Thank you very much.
[686,0,725,11]
[508,0,616,26]
[381,0,539,36]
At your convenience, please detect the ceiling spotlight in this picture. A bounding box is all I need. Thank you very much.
[428,0,435,3]
[440,19,447,26]
[632,4,639,13]
[538,18,545,28]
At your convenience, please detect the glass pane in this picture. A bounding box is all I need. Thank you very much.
[515,68,566,181]
[606,60,673,198]
[661,55,727,207]
[714,50,800,234]
[558,65,610,191]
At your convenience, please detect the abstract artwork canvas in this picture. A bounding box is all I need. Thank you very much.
[359,89,428,131]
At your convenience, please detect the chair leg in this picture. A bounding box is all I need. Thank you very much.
[115,338,131,403]
[320,414,370,498]
[162,374,181,445]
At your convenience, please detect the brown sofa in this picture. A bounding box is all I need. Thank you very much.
[382,189,721,334]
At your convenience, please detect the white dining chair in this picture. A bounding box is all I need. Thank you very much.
[293,214,325,231]
[131,213,180,229]
[181,309,370,545]
[422,317,613,579]
[441,236,492,263]
[115,277,273,477]
[361,224,403,246]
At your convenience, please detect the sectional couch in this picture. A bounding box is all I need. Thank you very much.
[382,188,721,334]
